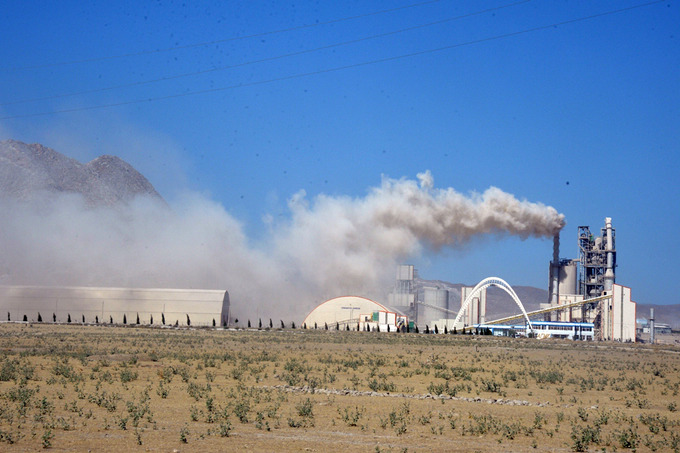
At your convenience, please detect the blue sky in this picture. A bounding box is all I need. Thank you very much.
[1,0,678,307]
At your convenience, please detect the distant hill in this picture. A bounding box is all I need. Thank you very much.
[416,277,679,329]
[0,139,163,206]
[636,304,680,330]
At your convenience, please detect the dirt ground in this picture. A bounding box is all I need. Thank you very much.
[0,323,679,452]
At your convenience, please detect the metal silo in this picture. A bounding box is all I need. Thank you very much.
[558,260,578,295]
[417,286,449,327]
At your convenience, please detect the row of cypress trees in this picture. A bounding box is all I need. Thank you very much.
[8,311,494,335]
[235,317,493,335]
[5,311,218,327]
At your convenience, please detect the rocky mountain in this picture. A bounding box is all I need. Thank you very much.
[0,139,163,206]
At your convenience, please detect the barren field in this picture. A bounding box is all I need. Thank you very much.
[0,323,679,452]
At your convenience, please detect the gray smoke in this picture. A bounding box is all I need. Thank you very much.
[0,171,564,319]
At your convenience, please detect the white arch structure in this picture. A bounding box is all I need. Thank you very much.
[453,277,533,333]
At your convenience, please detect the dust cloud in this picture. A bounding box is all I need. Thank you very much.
[0,171,564,320]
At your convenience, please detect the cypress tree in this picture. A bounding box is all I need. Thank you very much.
[357,322,360,331]
[95,315,99,324]
[444,325,448,334]
[336,322,339,331]
[53,313,57,323]
[23,314,27,322]
[248,319,251,328]
[82,314,85,323]
[434,324,439,334]
[37,313,42,323]
[387,324,390,333]
[123,314,126,324]
[346,324,350,331]
[425,325,430,334]
[415,325,419,334]
[136,313,140,325]
[291,321,296,329]
[68,314,72,323]
[110,315,113,324]
[258,318,262,329]
[324,322,328,330]
[212,318,216,327]
[304,323,307,329]
[150,314,153,325]
[314,322,317,330]
[186,314,191,326]
[453,326,457,335]
[281,320,285,329]
[269,318,273,329]
[162,313,165,325]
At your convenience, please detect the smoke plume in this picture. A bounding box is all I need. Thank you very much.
[0,171,564,319]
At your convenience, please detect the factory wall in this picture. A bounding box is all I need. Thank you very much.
[0,286,230,327]
[607,284,636,342]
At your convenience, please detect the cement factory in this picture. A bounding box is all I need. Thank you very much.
[304,217,636,341]
[1,217,637,341]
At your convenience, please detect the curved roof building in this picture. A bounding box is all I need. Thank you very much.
[0,286,230,327]
[302,296,407,330]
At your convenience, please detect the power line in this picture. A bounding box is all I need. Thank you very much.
[2,0,447,72]
[0,0,666,121]
[0,0,530,107]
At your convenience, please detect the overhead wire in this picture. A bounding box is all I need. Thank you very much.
[2,0,447,71]
[0,0,667,121]
[0,0,531,107]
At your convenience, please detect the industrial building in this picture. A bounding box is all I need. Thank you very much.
[540,217,636,341]
[299,216,636,342]
[379,217,636,341]
[387,264,486,330]
[478,321,595,340]
[0,286,230,327]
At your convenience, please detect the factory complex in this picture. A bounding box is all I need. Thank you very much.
[0,217,639,342]
[304,217,637,342]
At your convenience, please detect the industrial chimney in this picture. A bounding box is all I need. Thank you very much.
[603,217,615,291]
[549,234,560,305]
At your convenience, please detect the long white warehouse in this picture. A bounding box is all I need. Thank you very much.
[0,286,230,327]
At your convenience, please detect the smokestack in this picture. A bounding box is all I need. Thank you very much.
[549,234,560,305]
[650,308,655,344]
[604,217,615,291]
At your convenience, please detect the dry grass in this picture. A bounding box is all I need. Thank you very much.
[0,323,679,452]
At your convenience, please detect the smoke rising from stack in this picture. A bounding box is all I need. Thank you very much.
[0,170,565,319]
